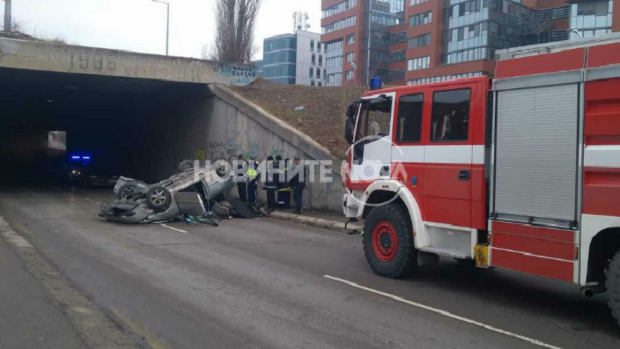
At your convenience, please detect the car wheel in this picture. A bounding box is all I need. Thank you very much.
[606,249,620,329]
[214,159,230,178]
[363,203,417,279]
[178,160,194,173]
[146,186,172,211]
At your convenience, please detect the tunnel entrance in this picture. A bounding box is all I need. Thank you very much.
[0,68,213,186]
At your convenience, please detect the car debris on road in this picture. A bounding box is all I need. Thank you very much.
[99,160,235,226]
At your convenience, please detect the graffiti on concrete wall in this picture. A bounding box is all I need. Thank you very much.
[214,63,257,86]
[208,138,255,160]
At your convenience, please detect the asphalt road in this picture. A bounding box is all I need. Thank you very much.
[0,185,619,349]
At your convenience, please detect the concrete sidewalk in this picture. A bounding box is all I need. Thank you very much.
[0,227,88,349]
[269,208,364,233]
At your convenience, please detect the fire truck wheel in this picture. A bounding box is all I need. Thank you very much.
[363,203,417,278]
[607,249,620,328]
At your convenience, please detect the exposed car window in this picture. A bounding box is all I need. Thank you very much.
[431,89,471,142]
[396,93,424,143]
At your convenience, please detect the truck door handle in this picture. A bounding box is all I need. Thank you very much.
[458,170,471,181]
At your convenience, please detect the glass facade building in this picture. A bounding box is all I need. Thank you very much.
[326,40,344,85]
[570,0,613,39]
[443,0,573,65]
[262,34,297,84]
[361,0,406,84]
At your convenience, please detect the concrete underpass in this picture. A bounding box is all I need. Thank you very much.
[0,37,258,186]
[0,67,214,184]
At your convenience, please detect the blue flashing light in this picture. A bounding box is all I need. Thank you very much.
[83,156,91,160]
[71,156,81,160]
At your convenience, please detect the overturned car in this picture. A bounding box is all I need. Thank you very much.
[100,160,234,224]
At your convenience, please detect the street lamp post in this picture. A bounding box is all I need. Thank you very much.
[152,0,170,56]
[3,0,12,32]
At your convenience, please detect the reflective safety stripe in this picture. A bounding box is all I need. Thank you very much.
[247,168,258,180]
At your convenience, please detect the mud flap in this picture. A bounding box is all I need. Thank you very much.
[474,244,489,268]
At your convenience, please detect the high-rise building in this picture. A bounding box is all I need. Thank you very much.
[258,31,326,86]
[320,0,620,86]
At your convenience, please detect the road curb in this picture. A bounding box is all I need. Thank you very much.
[0,217,144,349]
[269,211,363,233]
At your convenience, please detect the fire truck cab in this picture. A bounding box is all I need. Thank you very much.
[342,34,620,327]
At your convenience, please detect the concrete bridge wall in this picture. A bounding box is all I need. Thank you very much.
[0,38,257,86]
[206,86,345,212]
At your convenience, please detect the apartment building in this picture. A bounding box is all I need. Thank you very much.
[320,0,620,86]
[258,31,326,86]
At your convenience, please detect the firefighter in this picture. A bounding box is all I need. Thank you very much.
[235,154,248,203]
[246,156,260,207]
[290,155,307,215]
[262,156,277,211]
[277,157,292,208]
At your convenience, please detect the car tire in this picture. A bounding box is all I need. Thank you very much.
[363,203,417,279]
[146,186,172,211]
[117,184,139,200]
[606,249,620,329]
[178,160,194,173]
[214,159,230,178]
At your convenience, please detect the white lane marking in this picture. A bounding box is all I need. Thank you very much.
[84,198,101,204]
[324,275,563,349]
[160,224,188,234]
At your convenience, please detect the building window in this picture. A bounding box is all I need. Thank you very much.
[310,67,314,79]
[389,50,406,62]
[311,80,315,86]
[347,34,356,45]
[264,36,297,53]
[446,47,489,64]
[408,33,431,49]
[345,70,355,81]
[312,54,316,65]
[322,15,357,34]
[346,52,355,63]
[311,40,315,52]
[371,13,402,26]
[326,40,344,86]
[317,69,321,79]
[318,81,322,87]
[570,0,613,39]
[410,0,430,6]
[407,56,430,71]
[409,11,432,27]
[319,55,323,67]
[397,94,424,143]
[323,0,358,19]
[317,42,322,52]
[431,89,471,142]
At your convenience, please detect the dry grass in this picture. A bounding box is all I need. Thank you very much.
[231,79,366,159]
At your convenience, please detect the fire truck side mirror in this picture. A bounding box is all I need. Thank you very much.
[344,118,354,144]
[346,101,359,118]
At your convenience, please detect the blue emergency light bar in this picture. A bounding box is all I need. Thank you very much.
[70,155,92,161]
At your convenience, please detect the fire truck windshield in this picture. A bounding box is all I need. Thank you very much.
[357,96,393,141]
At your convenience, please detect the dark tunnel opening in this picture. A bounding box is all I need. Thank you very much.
[0,68,213,187]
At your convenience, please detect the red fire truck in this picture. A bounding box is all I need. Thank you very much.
[342,34,620,327]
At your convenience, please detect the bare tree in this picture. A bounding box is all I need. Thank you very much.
[212,0,261,63]
[0,17,25,33]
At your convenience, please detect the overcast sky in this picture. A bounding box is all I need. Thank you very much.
[2,0,321,59]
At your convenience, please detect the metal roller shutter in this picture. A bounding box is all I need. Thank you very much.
[494,84,579,224]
